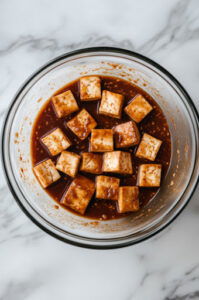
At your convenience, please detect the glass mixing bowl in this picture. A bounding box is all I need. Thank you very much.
[1,47,199,249]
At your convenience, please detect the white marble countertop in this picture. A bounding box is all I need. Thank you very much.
[1,0,199,299]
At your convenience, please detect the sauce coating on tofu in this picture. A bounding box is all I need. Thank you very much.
[31,76,171,220]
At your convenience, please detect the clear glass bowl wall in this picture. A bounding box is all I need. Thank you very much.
[2,48,199,249]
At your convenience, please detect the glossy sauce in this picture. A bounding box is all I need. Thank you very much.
[31,76,171,220]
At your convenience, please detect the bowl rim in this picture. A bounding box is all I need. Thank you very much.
[1,46,199,249]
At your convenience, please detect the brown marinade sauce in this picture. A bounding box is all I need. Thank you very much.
[31,76,171,220]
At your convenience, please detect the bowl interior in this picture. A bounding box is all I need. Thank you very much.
[4,49,199,247]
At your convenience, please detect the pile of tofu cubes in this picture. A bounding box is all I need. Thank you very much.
[33,76,162,216]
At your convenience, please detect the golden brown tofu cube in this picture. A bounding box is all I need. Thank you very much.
[67,109,97,140]
[118,186,139,213]
[114,121,140,148]
[80,76,101,101]
[33,159,61,188]
[56,151,80,177]
[52,90,79,118]
[136,133,162,161]
[96,175,120,200]
[99,90,124,119]
[102,151,133,174]
[90,129,114,152]
[80,152,102,174]
[125,94,153,123]
[137,164,162,187]
[61,175,95,214]
[41,128,71,156]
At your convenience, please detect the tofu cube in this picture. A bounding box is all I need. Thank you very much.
[114,121,140,148]
[99,90,124,119]
[102,151,133,174]
[33,159,60,188]
[137,164,162,187]
[90,129,114,152]
[125,94,153,123]
[96,175,120,200]
[136,133,162,161]
[56,151,80,177]
[41,128,71,156]
[118,186,139,213]
[61,175,95,214]
[67,109,97,140]
[80,152,103,174]
[80,76,101,101]
[52,90,79,118]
